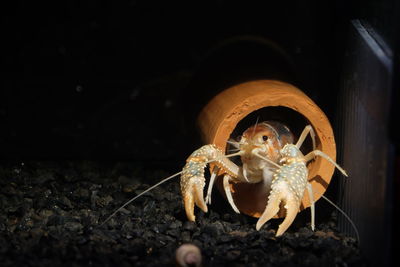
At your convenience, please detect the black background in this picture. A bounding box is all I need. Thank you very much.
[2,0,398,164]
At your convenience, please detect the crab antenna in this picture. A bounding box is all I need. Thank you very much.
[204,151,243,164]
[320,194,360,244]
[253,152,281,169]
[226,140,241,149]
[251,116,260,138]
[101,170,184,226]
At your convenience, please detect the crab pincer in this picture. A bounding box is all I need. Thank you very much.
[180,144,240,221]
[181,155,209,221]
[256,160,308,236]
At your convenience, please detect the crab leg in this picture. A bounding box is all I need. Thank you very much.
[223,174,240,213]
[205,166,219,205]
[304,150,348,177]
[180,144,240,221]
[295,124,316,150]
[306,183,315,231]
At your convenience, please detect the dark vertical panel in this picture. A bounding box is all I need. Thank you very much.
[337,20,393,266]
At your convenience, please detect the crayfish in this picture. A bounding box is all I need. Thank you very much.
[103,121,358,239]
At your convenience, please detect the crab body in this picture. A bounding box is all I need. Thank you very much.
[180,123,348,236]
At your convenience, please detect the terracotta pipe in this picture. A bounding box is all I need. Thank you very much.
[197,80,336,218]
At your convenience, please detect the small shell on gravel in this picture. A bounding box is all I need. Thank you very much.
[175,243,202,267]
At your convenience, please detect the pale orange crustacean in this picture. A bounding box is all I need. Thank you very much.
[180,122,348,236]
[102,80,357,239]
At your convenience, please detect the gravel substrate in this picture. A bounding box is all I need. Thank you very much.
[0,161,365,266]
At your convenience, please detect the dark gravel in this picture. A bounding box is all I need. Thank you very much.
[0,161,366,266]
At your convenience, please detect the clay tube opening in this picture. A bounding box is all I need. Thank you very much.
[197,80,336,218]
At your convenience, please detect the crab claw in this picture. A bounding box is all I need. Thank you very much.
[181,174,208,221]
[256,181,301,236]
[180,144,240,222]
[180,156,209,222]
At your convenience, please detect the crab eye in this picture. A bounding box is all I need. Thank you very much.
[262,135,268,142]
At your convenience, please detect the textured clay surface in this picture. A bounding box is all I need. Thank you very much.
[197,80,336,218]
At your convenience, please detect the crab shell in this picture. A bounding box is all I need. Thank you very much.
[239,121,294,165]
[197,80,336,218]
